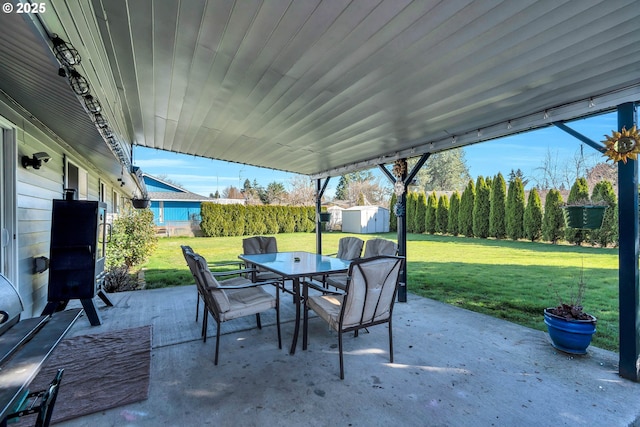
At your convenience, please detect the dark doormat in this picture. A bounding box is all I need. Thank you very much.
[15,325,152,425]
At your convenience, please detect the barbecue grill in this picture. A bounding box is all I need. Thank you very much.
[0,273,81,426]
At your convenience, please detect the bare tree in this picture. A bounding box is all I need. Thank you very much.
[587,162,617,193]
[535,146,601,191]
[286,175,315,205]
[222,186,243,199]
[533,148,565,190]
[347,176,388,206]
[155,174,184,188]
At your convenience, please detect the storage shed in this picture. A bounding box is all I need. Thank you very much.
[341,206,390,234]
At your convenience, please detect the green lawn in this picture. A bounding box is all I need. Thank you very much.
[141,232,619,351]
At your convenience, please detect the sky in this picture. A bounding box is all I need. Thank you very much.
[133,111,619,198]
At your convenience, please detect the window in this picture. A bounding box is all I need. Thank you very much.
[65,160,88,200]
[112,190,119,214]
[100,181,107,203]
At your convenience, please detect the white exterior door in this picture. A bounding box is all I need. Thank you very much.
[0,122,17,285]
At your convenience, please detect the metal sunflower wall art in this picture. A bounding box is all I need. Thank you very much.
[602,125,640,163]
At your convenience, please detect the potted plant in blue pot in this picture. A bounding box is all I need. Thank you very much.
[544,270,596,354]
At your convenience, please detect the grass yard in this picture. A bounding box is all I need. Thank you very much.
[140,232,619,351]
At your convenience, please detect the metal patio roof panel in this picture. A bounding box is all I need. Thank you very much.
[31,0,640,178]
[0,12,127,177]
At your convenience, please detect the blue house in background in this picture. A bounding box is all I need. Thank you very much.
[143,174,214,236]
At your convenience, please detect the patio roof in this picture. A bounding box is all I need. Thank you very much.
[2,0,638,180]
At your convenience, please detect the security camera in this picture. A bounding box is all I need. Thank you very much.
[33,152,51,162]
[22,152,51,169]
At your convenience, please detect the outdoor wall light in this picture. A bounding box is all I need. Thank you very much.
[51,34,80,68]
[22,152,51,169]
[84,95,101,113]
[100,126,114,139]
[94,112,108,128]
[68,69,90,95]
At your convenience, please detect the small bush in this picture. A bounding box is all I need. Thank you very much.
[103,265,138,293]
[106,208,157,269]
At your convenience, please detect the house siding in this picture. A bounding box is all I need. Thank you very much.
[146,180,179,192]
[1,99,129,317]
[152,200,201,224]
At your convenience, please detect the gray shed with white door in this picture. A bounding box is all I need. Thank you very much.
[341,206,389,234]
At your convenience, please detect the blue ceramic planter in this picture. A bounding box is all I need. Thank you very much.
[544,308,597,354]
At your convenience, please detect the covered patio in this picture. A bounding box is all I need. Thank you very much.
[1,2,640,424]
[56,285,640,426]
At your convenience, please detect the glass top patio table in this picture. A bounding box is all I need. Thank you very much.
[238,251,351,354]
[238,251,351,278]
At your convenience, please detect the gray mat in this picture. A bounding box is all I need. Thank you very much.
[15,325,151,425]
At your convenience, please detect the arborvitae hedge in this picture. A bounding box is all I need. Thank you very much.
[489,173,507,239]
[416,192,427,234]
[506,177,526,240]
[406,192,418,233]
[447,191,461,236]
[524,188,543,241]
[473,176,490,238]
[459,179,475,237]
[542,189,565,244]
[389,192,398,232]
[436,194,450,234]
[565,177,591,245]
[425,191,438,234]
[200,203,315,237]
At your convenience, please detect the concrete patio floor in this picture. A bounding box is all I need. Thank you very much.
[55,285,640,427]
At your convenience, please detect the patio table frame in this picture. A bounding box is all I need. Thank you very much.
[238,251,350,355]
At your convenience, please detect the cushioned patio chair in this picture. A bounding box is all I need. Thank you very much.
[181,245,246,323]
[302,255,404,379]
[320,237,365,291]
[242,236,282,282]
[187,251,281,365]
[363,238,398,258]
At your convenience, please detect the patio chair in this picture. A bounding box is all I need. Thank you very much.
[187,252,281,365]
[242,236,282,282]
[242,236,293,299]
[334,236,364,260]
[302,255,403,379]
[181,245,246,323]
[363,238,398,258]
[318,237,364,291]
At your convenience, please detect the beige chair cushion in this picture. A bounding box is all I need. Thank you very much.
[307,294,344,332]
[325,273,348,290]
[309,258,399,330]
[363,239,397,258]
[220,286,277,322]
[341,257,399,328]
[193,254,231,312]
[336,237,364,260]
[243,236,277,254]
[243,236,279,277]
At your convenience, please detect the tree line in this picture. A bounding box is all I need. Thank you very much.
[389,174,618,247]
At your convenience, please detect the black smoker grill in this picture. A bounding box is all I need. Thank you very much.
[0,273,81,427]
[41,195,112,325]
